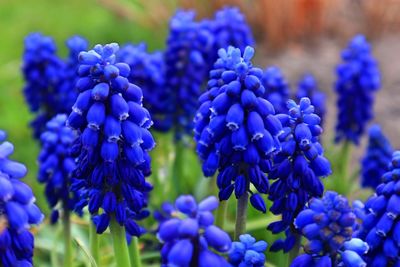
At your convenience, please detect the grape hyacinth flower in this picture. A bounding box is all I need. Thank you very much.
[117,43,168,131]
[261,66,290,114]
[212,6,254,59]
[296,74,326,124]
[22,32,65,138]
[0,130,44,267]
[194,46,283,213]
[291,191,368,267]
[228,234,267,267]
[38,114,79,223]
[356,151,400,266]
[334,34,381,145]
[268,97,331,252]
[291,238,368,267]
[67,43,155,238]
[156,195,231,266]
[165,10,214,140]
[361,124,393,189]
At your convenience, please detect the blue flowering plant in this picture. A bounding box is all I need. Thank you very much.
[268,97,331,252]
[261,66,290,114]
[194,46,284,239]
[156,195,232,266]
[361,124,393,189]
[229,234,267,267]
[0,131,43,267]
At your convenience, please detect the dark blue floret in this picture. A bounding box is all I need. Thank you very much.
[268,97,331,252]
[361,124,393,189]
[291,191,368,267]
[117,43,168,131]
[0,130,44,267]
[334,34,381,145]
[38,114,82,223]
[156,195,231,267]
[356,151,400,266]
[229,234,267,267]
[296,74,326,124]
[194,46,283,212]
[164,10,214,140]
[67,43,156,236]
[22,33,88,139]
[262,66,290,114]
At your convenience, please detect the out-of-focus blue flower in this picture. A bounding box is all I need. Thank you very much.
[22,33,88,139]
[194,46,283,212]
[117,43,168,131]
[291,191,367,267]
[268,97,331,252]
[212,6,254,56]
[38,114,81,223]
[361,124,393,189]
[0,130,44,267]
[164,10,214,140]
[296,74,326,124]
[229,234,267,267]
[156,195,231,266]
[262,66,290,114]
[334,34,381,145]
[356,151,400,266]
[67,43,155,236]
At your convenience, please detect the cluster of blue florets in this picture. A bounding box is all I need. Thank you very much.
[292,191,368,267]
[228,234,267,267]
[38,114,81,223]
[155,195,232,266]
[268,97,331,252]
[261,66,290,114]
[334,34,381,145]
[361,124,393,189]
[356,151,400,266]
[296,74,326,124]
[22,33,88,138]
[0,131,43,267]
[67,43,156,236]
[195,46,283,212]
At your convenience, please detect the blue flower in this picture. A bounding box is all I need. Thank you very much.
[0,130,44,267]
[194,46,283,212]
[291,191,367,267]
[268,97,331,252]
[117,43,168,131]
[156,195,231,266]
[22,33,88,139]
[67,43,156,236]
[229,234,267,267]
[261,66,290,114]
[38,114,82,223]
[335,34,381,145]
[296,74,326,124]
[361,124,392,189]
[356,151,400,266]
[212,6,254,55]
[164,10,214,140]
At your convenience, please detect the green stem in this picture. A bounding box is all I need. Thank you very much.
[172,140,184,199]
[63,208,73,267]
[336,141,352,195]
[129,236,142,267]
[89,222,99,266]
[216,200,228,229]
[109,219,131,267]
[234,192,248,240]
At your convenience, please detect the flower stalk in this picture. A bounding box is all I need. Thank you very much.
[110,218,131,267]
[235,191,248,240]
